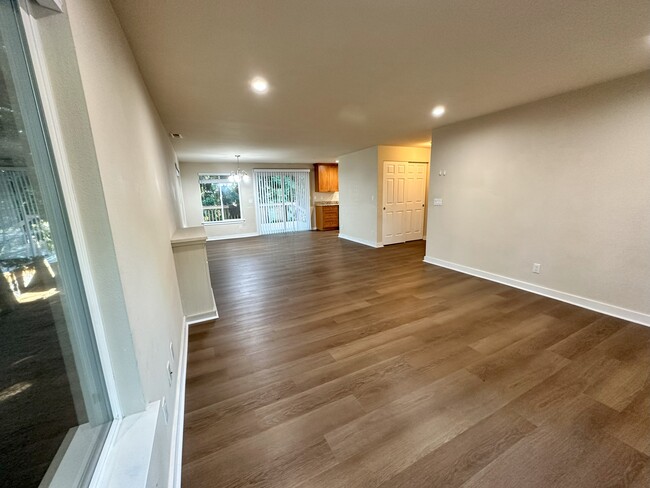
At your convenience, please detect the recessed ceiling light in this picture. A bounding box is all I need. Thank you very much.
[335,160,339,163]
[250,76,269,94]
[432,105,446,118]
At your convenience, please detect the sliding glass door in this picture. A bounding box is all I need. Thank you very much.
[0,2,111,486]
[254,170,311,235]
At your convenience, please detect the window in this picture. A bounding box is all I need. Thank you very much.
[199,174,242,223]
[1,2,111,486]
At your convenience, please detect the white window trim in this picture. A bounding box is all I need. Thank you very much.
[199,172,244,223]
[17,0,121,417]
[202,219,245,226]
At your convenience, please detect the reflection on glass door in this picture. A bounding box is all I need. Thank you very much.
[254,170,311,235]
[0,2,111,486]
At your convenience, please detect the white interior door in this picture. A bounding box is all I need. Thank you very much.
[404,162,427,241]
[382,161,407,245]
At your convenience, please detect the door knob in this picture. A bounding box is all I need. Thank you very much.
[383,207,386,210]
[422,204,425,207]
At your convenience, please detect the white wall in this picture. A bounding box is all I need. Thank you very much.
[425,71,650,321]
[180,161,316,239]
[338,146,379,246]
[61,0,186,485]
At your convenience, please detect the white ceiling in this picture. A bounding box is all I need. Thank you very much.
[110,0,650,164]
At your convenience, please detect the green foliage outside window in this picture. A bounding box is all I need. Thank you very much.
[199,175,241,222]
[257,175,297,204]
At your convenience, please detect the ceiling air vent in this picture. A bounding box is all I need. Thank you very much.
[169,133,183,139]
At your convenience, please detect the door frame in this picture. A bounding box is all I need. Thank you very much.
[381,160,429,246]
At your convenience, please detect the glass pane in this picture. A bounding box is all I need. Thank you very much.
[199,174,228,182]
[203,208,222,222]
[0,2,111,487]
[284,175,296,202]
[200,182,221,207]
[220,183,240,220]
[286,204,297,222]
[267,175,283,204]
[267,205,283,223]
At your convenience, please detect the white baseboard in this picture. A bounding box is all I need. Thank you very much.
[206,232,259,241]
[186,309,218,325]
[168,318,189,488]
[338,233,383,248]
[423,256,650,327]
[185,288,219,326]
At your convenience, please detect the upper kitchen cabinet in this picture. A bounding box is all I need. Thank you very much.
[314,163,339,192]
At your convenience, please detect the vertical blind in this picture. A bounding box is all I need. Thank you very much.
[254,169,311,235]
[0,167,49,259]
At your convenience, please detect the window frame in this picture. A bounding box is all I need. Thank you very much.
[11,1,127,487]
[14,0,121,415]
[198,173,244,224]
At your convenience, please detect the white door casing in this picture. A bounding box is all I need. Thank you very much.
[382,161,427,245]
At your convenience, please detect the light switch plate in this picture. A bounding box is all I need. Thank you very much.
[433,198,443,206]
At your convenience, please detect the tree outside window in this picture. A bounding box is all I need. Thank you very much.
[199,174,242,222]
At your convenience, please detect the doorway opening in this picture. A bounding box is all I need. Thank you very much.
[254,169,311,235]
[382,161,428,245]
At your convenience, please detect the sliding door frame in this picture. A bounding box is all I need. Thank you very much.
[253,169,311,235]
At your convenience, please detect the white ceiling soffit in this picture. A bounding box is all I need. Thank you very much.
[110,0,650,163]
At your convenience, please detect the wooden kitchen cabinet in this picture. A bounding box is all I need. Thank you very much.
[314,163,339,192]
[315,205,339,230]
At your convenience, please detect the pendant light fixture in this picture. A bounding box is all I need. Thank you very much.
[228,155,249,183]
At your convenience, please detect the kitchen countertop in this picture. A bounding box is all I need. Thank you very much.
[315,202,339,206]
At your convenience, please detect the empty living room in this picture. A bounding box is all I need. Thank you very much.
[1,0,649,487]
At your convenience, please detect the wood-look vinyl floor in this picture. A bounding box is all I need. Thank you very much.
[182,231,650,488]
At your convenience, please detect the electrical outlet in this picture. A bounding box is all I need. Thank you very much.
[166,361,173,386]
[532,263,541,274]
[161,396,169,425]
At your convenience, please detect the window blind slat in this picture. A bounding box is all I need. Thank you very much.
[254,169,310,235]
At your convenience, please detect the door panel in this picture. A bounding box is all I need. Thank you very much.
[404,162,427,241]
[382,161,408,245]
[383,161,428,245]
